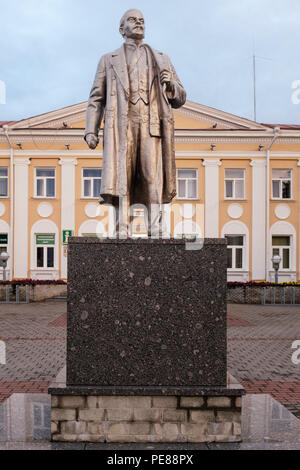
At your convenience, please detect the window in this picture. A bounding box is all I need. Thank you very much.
[225,169,245,199]
[177,169,198,199]
[82,168,102,198]
[35,169,55,198]
[272,169,292,199]
[36,234,55,268]
[226,235,244,269]
[0,233,8,256]
[272,236,291,269]
[0,168,8,197]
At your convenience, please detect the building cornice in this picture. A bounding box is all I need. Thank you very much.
[1,150,300,159]
[3,128,300,146]
[175,151,300,158]
[0,150,102,157]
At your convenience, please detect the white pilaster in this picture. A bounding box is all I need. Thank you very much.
[250,159,266,279]
[59,158,77,278]
[14,158,30,278]
[202,159,222,237]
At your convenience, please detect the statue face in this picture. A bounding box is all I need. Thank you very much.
[120,10,145,40]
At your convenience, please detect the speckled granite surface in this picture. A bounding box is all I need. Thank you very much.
[66,238,227,389]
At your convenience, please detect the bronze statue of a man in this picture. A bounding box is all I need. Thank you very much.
[84,9,186,235]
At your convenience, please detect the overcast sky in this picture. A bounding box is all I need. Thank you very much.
[1,0,300,124]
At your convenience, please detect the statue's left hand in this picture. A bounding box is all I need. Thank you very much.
[160,70,174,92]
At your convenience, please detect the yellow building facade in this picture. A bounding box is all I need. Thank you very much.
[1,100,300,282]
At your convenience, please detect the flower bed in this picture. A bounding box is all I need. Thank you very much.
[227,281,300,304]
[228,281,300,287]
[0,279,66,285]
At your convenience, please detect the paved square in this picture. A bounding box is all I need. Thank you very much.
[0,303,66,401]
[228,304,300,414]
[0,302,299,414]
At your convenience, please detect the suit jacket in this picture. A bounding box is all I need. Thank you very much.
[84,43,186,204]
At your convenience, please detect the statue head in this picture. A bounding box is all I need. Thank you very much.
[119,9,145,40]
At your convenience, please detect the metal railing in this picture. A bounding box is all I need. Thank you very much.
[262,286,300,306]
[0,285,30,304]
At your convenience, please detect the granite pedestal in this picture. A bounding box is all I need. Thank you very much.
[49,238,244,442]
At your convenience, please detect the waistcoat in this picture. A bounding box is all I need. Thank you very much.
[125,43,150,105]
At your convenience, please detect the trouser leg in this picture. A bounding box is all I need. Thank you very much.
[125,100,163,237]
[145,203,162,237]
[114,196,130,238]
[139,116,163,237]
[114,117,139,237]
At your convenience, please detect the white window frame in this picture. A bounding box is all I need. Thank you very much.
[226,235,244,271]
[224,169,245,200]
[82,168,102,199]
[35,168,56,198]
[271,169,292,200]
[36,245,55,269]
[35,235,55,270]
[0,167,8,198]
[272,235,291,271]
[176,168,198,200]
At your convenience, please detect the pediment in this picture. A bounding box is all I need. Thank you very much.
[9,100,268,131]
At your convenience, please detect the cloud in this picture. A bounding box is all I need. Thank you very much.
[1,0,300,123]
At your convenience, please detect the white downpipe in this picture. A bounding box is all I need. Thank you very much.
[265,127,280,281]
[2,125,14,280]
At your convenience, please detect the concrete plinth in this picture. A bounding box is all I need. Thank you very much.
[49,386,243,443]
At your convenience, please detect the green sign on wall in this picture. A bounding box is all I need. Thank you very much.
[36,234,55,245]
[62,230,73,244]
[0,234,8,245]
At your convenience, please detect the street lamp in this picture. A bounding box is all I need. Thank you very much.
[272,254,281,284]
[0,252,9,282]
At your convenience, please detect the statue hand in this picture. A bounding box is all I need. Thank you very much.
[86,134,99,149]
[160,70,174,91]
